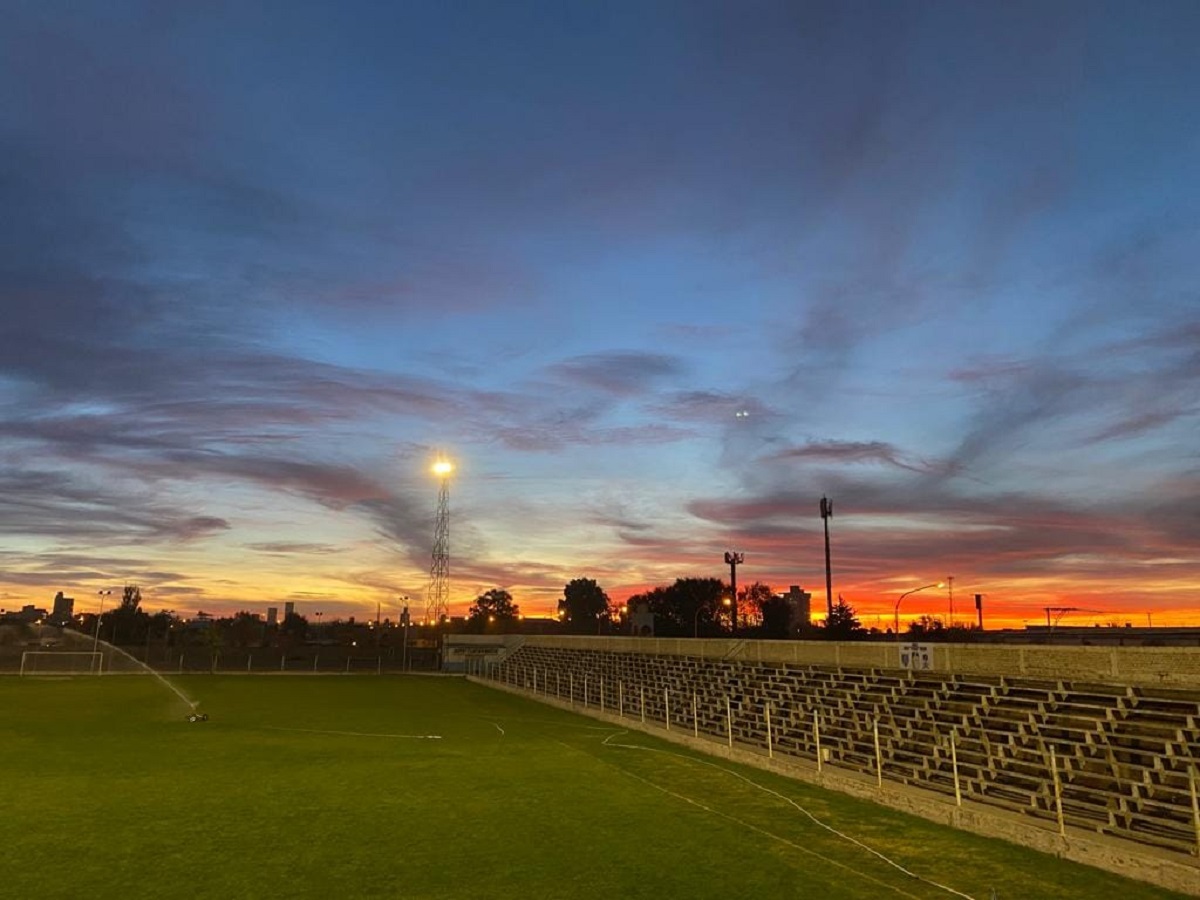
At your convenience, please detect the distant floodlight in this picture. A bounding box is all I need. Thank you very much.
[735,410,749,418]
[432,458,454,477]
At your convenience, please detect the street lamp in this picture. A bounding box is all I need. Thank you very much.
[92,590,112,656]
[894,582,945,640]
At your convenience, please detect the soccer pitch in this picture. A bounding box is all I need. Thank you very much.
[0,675,1188,900]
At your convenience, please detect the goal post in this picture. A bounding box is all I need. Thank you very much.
[344,656,383,675]
[20,651,104,676]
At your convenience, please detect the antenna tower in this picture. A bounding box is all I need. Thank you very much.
[426,457,452,624]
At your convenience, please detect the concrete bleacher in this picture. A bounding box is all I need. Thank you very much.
[491,643,1200,859]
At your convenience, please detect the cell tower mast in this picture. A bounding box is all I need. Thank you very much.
[426,456,453,625]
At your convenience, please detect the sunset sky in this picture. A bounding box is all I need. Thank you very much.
[2,2,1197,630]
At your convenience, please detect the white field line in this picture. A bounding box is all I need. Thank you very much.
[265,726,441,739]
[476,714,612,731]
[600,731,976,900]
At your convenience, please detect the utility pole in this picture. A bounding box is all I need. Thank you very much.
[819,497,834,618]
[947,576,954,626]
[975,594,983,630]
[724,551,743,634]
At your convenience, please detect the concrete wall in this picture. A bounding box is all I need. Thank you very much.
[522,635,1200,687]
[441,634,524,672]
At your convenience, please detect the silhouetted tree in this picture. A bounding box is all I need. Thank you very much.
[228,611,264,648]
[906,615,944,639]
[558,578,610,634]
[198,621,224,671]
[468,589,519,627]
[824,596,864,640]
[108,584,149,644]
[739,582,775,632]
[279,611,308,647]
[905,617,982,642]
[636,578,726,637]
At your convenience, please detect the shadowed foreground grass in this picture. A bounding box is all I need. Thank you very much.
[0,675,1188,899]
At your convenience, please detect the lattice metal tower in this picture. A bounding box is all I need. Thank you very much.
[426,457,452,624]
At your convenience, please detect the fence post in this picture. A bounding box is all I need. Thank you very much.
[246,654,252,673]
[873,719,882,787]
[600,677,605,712]
[313,653,318,673]
[377,656,382,675]
[814,709,822,773]
[1050,746,1065,836]
[570,672,575,706]
[178,654,183,675]
[693,692,698,738]
[584,675,589,708]
[640,686,645,724]
[619,681,624,718]
[726,696,733,748]
[345,656,351,674]
[280,655,285,672]
[1190,767,1200,857]
[534,668,538,693]
[665,689,671,731]
[766,702,774,759]
[951,730,962,806]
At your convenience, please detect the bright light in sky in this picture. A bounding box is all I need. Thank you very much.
[1,2,1198,629]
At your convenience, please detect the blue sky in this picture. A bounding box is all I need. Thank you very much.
[2,1,1198,627]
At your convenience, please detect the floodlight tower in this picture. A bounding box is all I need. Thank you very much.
[426,456,453,626]
[724,551,743,634]
[819,496,834,618]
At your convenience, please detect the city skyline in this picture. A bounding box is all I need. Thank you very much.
[2,2,1198,630]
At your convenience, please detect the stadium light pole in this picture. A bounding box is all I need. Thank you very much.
[893,582,944,641]
[428,456,453,627]
[92,590,112,655]
[724,551,743,634]
[819,496,834,618]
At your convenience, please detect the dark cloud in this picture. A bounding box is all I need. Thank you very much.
[768,440,938,474]
[0,468,221,544]
[546,353,685,396]
[247,542,342,556]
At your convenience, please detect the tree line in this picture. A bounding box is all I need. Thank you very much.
[466,577,877,640]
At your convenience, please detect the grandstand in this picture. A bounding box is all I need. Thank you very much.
[482,636,1200,895]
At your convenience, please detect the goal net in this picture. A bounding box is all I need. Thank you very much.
[20,651,104,676]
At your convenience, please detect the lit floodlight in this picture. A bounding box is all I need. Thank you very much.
[432,458,454,477]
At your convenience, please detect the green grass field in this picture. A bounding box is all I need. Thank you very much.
[0,674,1187,899]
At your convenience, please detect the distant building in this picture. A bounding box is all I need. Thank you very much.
[51,592,75,625]
[629,602,654,637]
[267,607,278,626]
[785,586,812,630]
[284,601,295,619]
